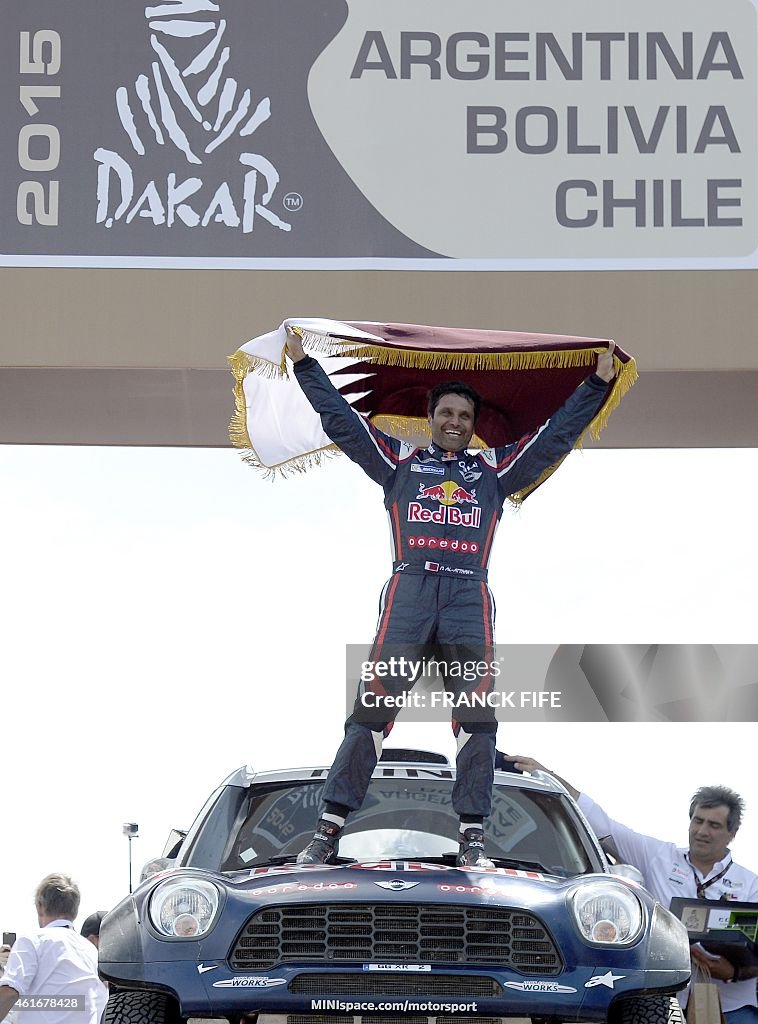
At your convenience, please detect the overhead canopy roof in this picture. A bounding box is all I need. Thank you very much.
[1,267,756,447]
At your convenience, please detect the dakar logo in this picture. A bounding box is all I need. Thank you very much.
[94,0,290,234]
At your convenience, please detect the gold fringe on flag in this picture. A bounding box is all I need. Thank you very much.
[228,353,254,452]
[587,354,638,439]
[239,444,343,481]
[228,343,343,478]
[290,329,608,373]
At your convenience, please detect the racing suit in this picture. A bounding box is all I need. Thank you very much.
[294,355,609,818]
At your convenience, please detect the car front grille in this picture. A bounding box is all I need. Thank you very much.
[288,974,501,997]
[230,903,561,973]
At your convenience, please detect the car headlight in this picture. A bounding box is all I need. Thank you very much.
[570,880,643,945]
[149,877,220,938]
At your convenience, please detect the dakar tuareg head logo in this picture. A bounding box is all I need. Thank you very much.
[94,0,291,235]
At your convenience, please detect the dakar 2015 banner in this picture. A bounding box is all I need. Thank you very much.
[2,0,757,269]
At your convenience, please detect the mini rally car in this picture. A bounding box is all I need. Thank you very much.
[100,751,690,1024]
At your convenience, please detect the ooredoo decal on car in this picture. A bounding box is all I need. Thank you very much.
[249,880,357,896]
[437,871,548,887]
[437,873,545,895]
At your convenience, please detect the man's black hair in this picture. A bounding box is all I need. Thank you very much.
[80,910,107,939]
[427,381,482,421]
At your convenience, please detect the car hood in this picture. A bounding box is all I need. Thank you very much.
[216,858,583,910]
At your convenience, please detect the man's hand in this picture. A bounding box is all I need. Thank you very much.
[690,945,738,982]
[0,986,19,1023]
[509,755,548,775]
[285,326,306,363]
[506,755,581,800]
[595,340,616,382]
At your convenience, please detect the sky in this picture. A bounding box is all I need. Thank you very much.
[1,441,757,935]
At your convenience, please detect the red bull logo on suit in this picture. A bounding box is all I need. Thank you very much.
[409,479,482,528]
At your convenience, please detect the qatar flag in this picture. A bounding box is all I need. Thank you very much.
[228,318,636,500]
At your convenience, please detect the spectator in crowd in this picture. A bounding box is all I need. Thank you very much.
[0,874,103,1024]
[79,913,108,1021]
[0,945,16,1024]
[510,756,758,1024]
[79,915,105,952]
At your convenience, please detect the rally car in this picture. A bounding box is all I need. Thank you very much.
[100,751,690,1024]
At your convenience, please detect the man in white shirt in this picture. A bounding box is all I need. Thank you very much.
[511,756,758,1024]
[0,874,103,1024]
[0,943,17,1024]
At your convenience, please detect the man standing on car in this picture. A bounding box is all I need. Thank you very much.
[510,756,758,1024]
[285,329,616,869]
[0,874,104,1024]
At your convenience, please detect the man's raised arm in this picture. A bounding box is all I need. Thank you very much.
[284,327,402,489]
[491,343,615,501]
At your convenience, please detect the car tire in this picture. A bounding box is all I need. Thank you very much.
[103,989,179,1024]
[613,995,684,1024]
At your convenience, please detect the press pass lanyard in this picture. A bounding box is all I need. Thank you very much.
[689,856,733,898]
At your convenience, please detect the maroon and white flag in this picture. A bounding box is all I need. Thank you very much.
[228,318,636,496]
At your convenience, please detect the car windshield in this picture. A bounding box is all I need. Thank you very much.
[215,776,598,877]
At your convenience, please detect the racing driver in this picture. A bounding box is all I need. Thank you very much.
[286,328,616,868]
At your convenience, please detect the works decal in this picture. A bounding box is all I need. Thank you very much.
[505,981,577,993]
[212,977,286,989]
